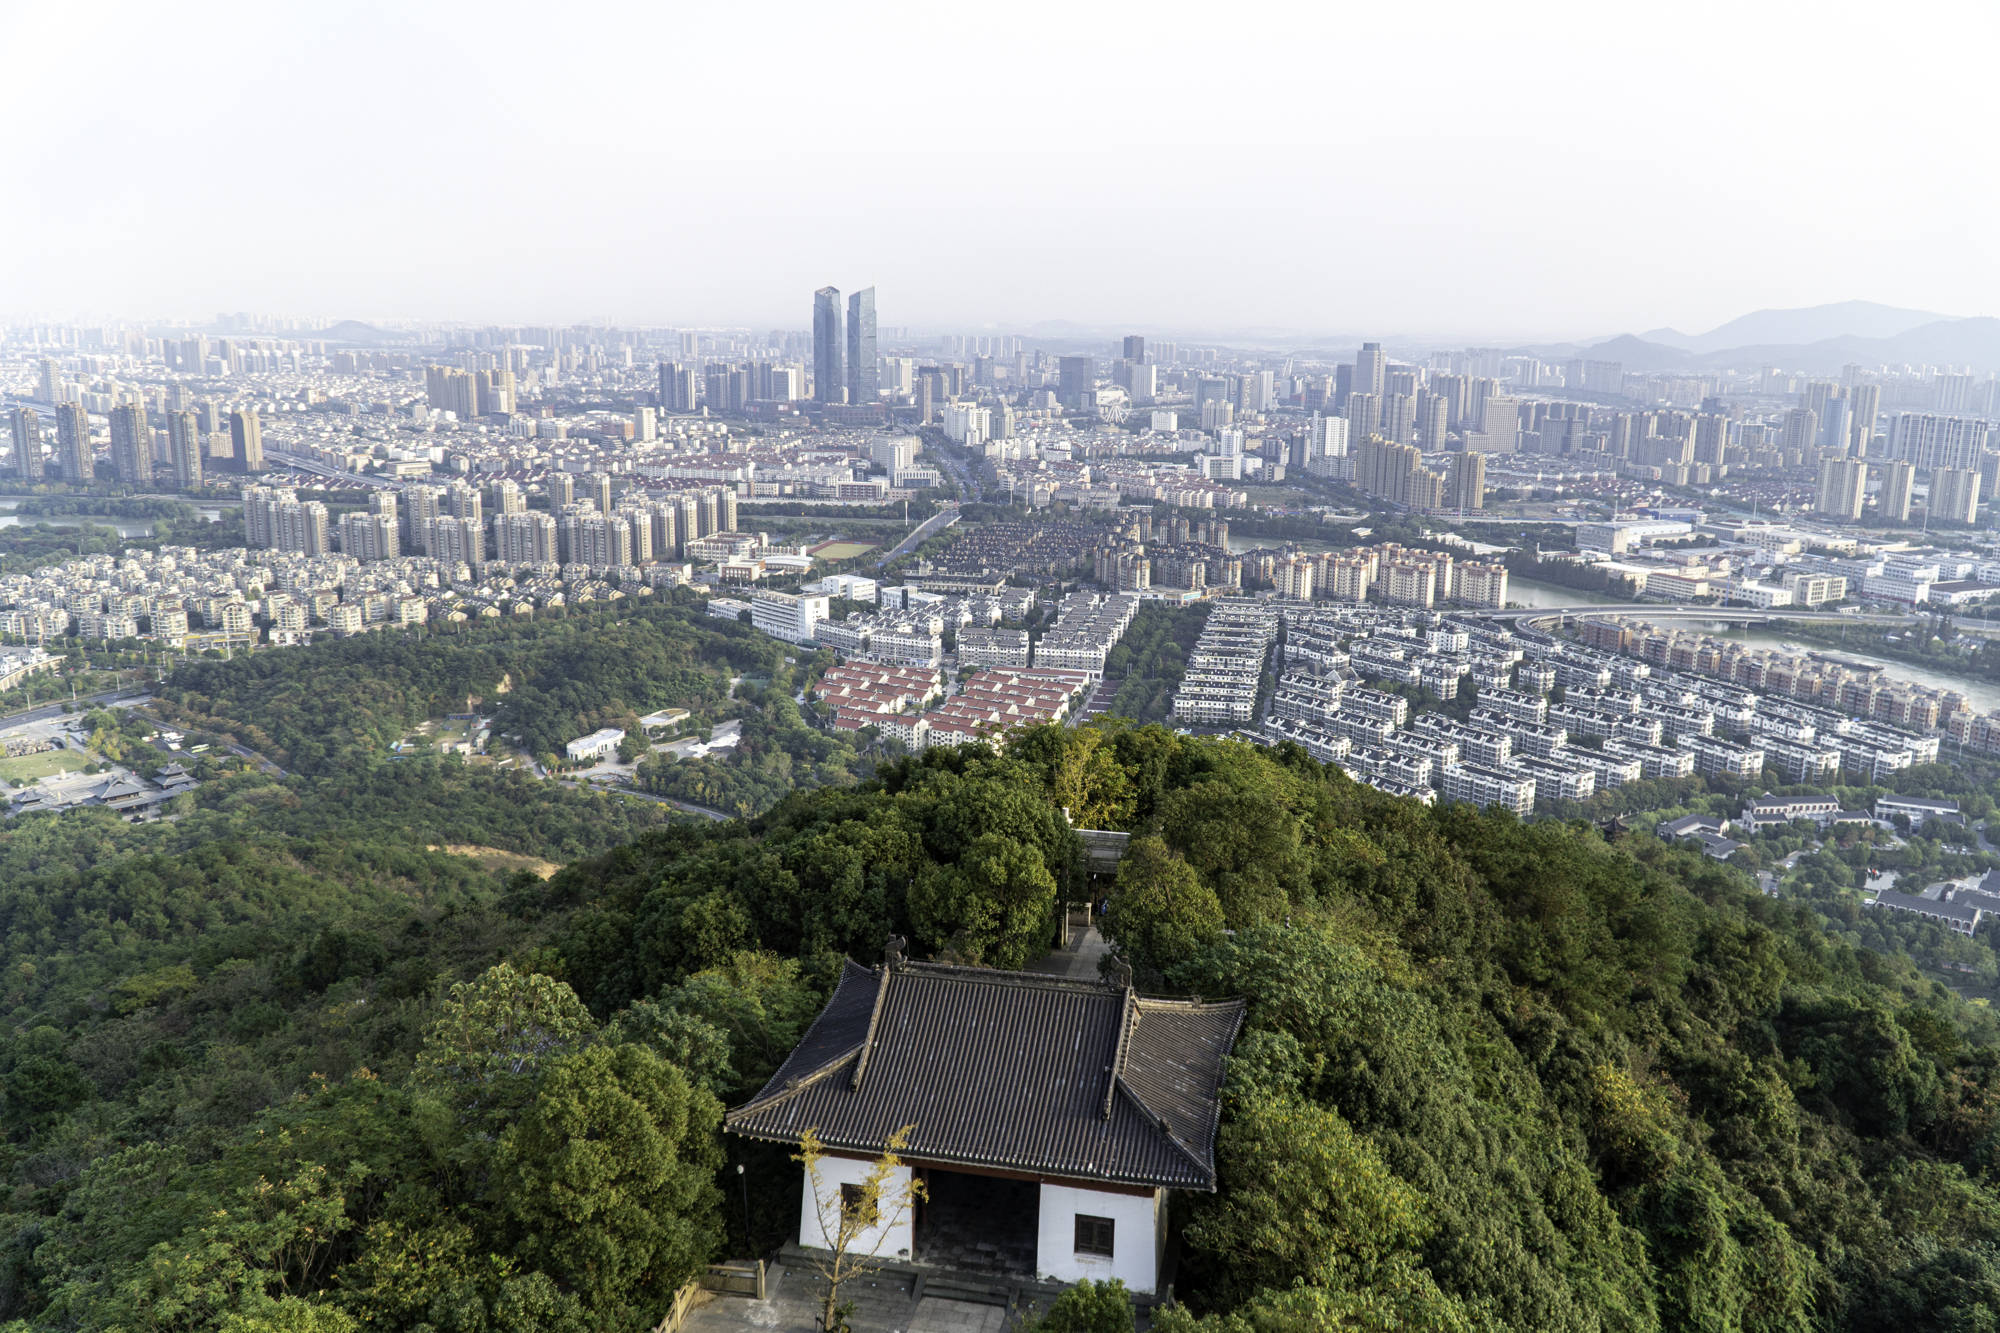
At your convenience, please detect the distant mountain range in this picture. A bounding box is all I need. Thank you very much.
[312,320,412,346]
[1536,300,2000,375]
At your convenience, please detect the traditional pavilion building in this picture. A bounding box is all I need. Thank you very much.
[725,943,1242,1295]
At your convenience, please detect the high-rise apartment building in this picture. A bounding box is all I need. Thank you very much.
[9,407,44,481]
[1122,335,1146,363]
[168,411,203,490]
[1447,452,1486,512]
[813,287,844,404]
[1346,391,1380,442]
[1468,396,1520,453]
[1877,459,1914,522]
[1815,456,1866,521]
[1354,438,1445,509]
[1888,413,1991,473]
[492,479,526,515]
[658,361,698,413]
[1848,382,1881,453]
[109,402,150,483]
[228,408,263,473]
[338,509,400,561]
[55,402,93,482]
[1382,393,1417,445]
[494,511,560,565]
[1931,467,1981,526]
[846,287,878,405]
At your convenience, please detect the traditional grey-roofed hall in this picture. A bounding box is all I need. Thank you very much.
[724,945,1243,1295]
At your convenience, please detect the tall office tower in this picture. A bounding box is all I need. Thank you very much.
[109,402,149,483]
[846,287,878,405]
[1058,356,1097,410]
[1848,382,1881,453]
[55,402,93,482]
[228,408,263,473]
[1127,363,1157,404]
[1346,391,1380,442]
[1418,393,1450,450]
[1382,393,1417,445]
[1817,397,1853,454]
[9,407,44,481]
[1447,451,1486,513]
[38,358,62,405]
[1355,342,1386,401]
[1879,459,1915,522]
[168,411,203,490]
[1815,456,1866,521]
[494,511,560,565]
[492,479,526,515]
[1122,335,1146,363]
[1780,408,1819,457]
[812,286,844,404]
[1932,467,1981,525]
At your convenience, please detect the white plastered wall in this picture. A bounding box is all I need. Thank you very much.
[1034,1182,1164,1293]
[798,1155,916,1262]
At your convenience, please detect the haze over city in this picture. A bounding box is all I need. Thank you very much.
[7,0,1999,337]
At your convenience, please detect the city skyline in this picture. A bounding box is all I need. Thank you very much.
[5,2,1998,337]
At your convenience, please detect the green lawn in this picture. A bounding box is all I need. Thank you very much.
[810,540,878,560]
[0,748,89,781]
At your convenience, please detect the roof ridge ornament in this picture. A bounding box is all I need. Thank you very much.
[1103,953,1133,991]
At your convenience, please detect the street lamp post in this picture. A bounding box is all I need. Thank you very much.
[737,1163,751,1254]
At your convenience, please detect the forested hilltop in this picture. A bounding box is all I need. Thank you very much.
[5,724,2000,1330]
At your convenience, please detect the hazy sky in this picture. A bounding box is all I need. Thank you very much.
[5,0,1997,339]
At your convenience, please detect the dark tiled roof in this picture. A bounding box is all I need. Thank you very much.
[726,960,1242,1191]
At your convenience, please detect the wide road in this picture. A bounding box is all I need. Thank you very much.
[559,778,730,821]
[0,688,149,729]
[1494,603,1923,629]
[876,505,960,567]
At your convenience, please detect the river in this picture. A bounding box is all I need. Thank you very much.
[1502,573,2000,712]
[0,501,154,537]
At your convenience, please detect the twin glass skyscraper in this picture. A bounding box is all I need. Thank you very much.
[811,285,877,405]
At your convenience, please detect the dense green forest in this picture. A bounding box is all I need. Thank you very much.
[156,601,785,773]
[7,721,2000,1330]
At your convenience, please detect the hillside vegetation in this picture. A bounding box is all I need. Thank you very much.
[1,724,1998,1330]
